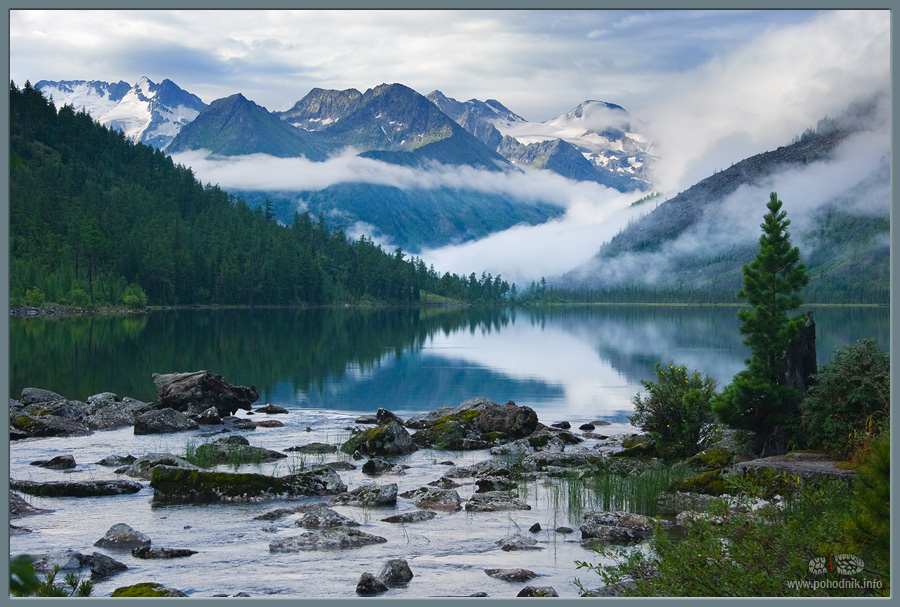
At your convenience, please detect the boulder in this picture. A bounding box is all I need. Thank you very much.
[356,572,388,595]
[428,476,462,489]
[729,452,857,482]
[10,397,90,438]
[361,457,406,475]
[150,465,346,503]
[188,439,287,466]
[286,442,338,454]
[9,491,53,518]
[85,552,128,579]
[580,511,654,545]
[297,504,360,528]
[255,404,289,414]
[269,528,388,552]
[399,486,462,511]
[340,421,417,456]
[331,483,398,507]
[354,414,379,424]
[376,408,404,425]
[475,477,516,493]
[131,547,198,559]
[485,568,539,582]
[195,407,222,425]
[326,461,357,471]
[94,523,151,548]
[411,398,538,450]
[466,492,531,512]
[497,534,543,551]
[522,451,601,471]
[31,550,85,573]
[489,433,566,456]
[97,454,137,467]
[133,408,199,435]
[554,527,574,534]
[379,558,413,586]
[111,583,188,597]
[253,503,324,521]
[20,387,66,404]
[529,523,542,533]
[85,394,154,430]
[517,586,558,597]
[116,453,201,480]
[152,370,258,417]
[30,454,76,469]
[550,421,571,429]
[10,478,142,498]
[381,510,437,524]
[579,423,596,431]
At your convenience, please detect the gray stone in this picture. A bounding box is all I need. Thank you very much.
[20,387,66,405]
[11,478,142,498]
[31,550,85,573]
[269,528,388,552]
[152,370,258,417]
[580,511,654,544]
[399,486,462,511]
[94,523,151,548]
[356,572,388,595]
[341,421,417,457]
[117,452,200,480]
[9,491,53,518]
[86,552,128,579]
[297,504,360,528]
[331,483,398,507]
[466,492,531,512]
[378,558,413,586]
[30,454,76,469]
[517,586,558,597]
[133,408,199,435]
[497,533,543,551]
[485,568,539,582]
[131,547,198,559]
[381,510,437,524]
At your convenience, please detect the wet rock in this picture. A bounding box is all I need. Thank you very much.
[94,523,152,548]
[10,398,90,438]
[550,421,571,429]
[111,582,188,597]
[729,452,857,481]
[340,421,417,457]
[85,394,154,430]
[85,552,127,579]
[117,452,201,480]
[297,504,360,528]
[354,414,379,424]
[269,527,388,552]
[379,558,414,586]
[256,404,289,414]
[522,451,601,471]
[381,510,437,524]
[579,423,595,431]
[30,454,76,469]
[529,523,542,533]
[97,454,136,467]
[485,568,539,582]
[554,527,574,534]
[332,483,398,507]
[428,476,462,489]
[325,461,357,471]
[497,533,543,551]
[286,442,338,454]
[356,572,388,595]
[11,478,142,498]
[517,586,558,597]
[150,465,347,503]
[152,370,258,417]
[475,477,516,493]
[255,420,285,428]
[580,511,654,545]
[195,406,222,425]
[188,438,288,465]
[253,503,324,521]
[134,408,199,435]
[31,550,85,573]
[361,457,406,475]
[131,546,198,559]
[466,492,531,512]
[9,491,53,518]
[10,523,31,534]
[490,433,565,456]
[399,486,462,511]
[583,432,610,440]
[376,408,404,426]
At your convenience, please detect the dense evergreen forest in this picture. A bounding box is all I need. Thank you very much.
[9,82,512,307]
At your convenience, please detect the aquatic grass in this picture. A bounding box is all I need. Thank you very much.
[547,461,694,519]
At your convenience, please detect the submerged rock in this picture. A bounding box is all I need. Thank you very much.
[30,454,76,469]
[466,492,531,512]
[331,483,398,507]
[255,404,288,414]
[497,533,543,551]
[151,465,347,503]
[485,568,539,582]
[131,547,198,559]
[94,523,152,548]
[253,503,324,521]
[11,478,142,498]
[9,491,53,518]
[356,572,388,595]
[85,552,128,579]
[381,510,437,524]
[399,486,462,511]
[97,454,137,467]
[116,452,201,480]
[517,586,558,597]
[269,527,388,552]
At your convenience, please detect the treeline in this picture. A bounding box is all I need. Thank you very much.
[9,81,512,307]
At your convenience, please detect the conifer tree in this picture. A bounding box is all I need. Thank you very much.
[712,193,809,454]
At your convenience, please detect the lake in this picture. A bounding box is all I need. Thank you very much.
[8,305,889,598]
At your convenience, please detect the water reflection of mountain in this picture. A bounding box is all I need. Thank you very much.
[261,350,565,416]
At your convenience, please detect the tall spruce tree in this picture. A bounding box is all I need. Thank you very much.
[712,193,810,454]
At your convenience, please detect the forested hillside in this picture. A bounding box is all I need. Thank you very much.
[9,81,511,308]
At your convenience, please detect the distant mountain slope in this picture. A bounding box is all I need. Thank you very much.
[276,87,363,130]
[428,91,652,191]
[35,77,206,149]
[560,98,890,302]
[167,93,327,160]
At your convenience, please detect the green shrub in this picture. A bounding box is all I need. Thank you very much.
[66,287,90,308]
[23,286,46,307]
[122,283,149,309]
[842,434,889,591]
[800,339,889,458]
[630,363,718,460]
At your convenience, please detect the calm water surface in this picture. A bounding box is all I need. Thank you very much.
[8,305,889,597]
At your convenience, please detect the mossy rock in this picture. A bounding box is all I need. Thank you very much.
[150,466,346,503]
[621,435,652,450]
[340,421,416,456]
[111,583,187,597]
[688,447,734,470]
[669,469,729,495]
[527,434,553,449]
[482,431,509,444]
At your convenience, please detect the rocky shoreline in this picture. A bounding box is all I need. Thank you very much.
[9,370,857,598]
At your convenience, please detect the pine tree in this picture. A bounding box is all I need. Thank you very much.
[712,193,810,454]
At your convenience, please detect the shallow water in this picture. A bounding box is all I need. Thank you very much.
[10,408,635,598]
